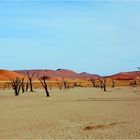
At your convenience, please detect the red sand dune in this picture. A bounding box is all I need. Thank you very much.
[1,69,140,81]
[56,69,76,74]
[14,69,99,80]
[107,71,140,80]
[0,70,23,81]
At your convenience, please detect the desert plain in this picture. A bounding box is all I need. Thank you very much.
[0,87,140,139]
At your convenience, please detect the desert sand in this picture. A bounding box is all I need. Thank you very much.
[0,87,140,139]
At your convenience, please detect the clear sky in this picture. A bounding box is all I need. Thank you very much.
[0,0,140,75]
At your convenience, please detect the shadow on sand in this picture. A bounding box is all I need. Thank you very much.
[83,122,128,131]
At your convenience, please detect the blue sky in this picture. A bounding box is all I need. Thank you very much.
[0,0,140,75]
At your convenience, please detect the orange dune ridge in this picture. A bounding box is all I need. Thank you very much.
[107,71,140,80]
[1,69,140,81]
[0,70,24,81]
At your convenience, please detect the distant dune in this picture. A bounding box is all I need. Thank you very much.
[14,69,99,80]
[0,69,23,81]
[0,69,140,81]
[107,71,140,80]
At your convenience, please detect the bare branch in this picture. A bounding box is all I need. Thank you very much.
[9,77,22,96]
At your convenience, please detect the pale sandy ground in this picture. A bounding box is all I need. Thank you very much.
[0,87,140,139]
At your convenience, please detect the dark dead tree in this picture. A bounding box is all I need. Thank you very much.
[9,77,22,96]
[90,77,96,87]
[57,81,63,90]
[62,77,68,89]
[100,80,104,89]
[99,77,107,92]
[102,79,107,92]
[21,78,25,93]
[112,79,116,88]
[39,75,50,97]
[27,72,35,92]
[25,80,29,92]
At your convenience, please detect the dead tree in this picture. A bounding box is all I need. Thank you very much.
[99,77,107,92]
[57,81,63,90]
[25,80,29,92]
[90,77,96,87]
[9,77,22,96]
[39,75,50,97]
[21,78,25,93]
[112,79,115,88]
[27,72,35,92]
[62,77,68,89]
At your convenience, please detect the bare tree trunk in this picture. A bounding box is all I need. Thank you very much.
[39,75,50,97]
[45,87,50,97]
[29,78,33,92]
[21,78,25,94]
[26,81,29,92]
[103,79,106,91]
[99,78,107,92]
[26,72,35,92]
